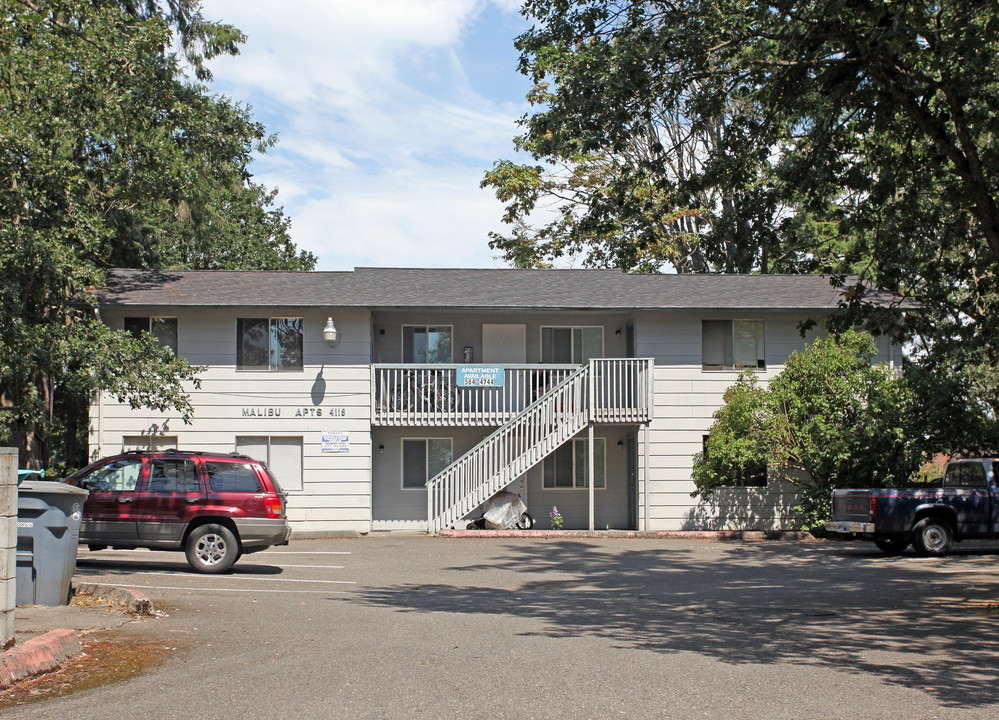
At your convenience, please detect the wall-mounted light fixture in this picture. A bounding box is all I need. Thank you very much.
[378,444,385,454]
[323,317,338,346]
[615,328,622,337]
[617,440,624,449]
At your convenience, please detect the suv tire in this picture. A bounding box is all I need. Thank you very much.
[186,523,239,573]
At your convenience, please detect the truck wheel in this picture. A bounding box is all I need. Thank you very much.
[873,535,908,556]
[185,523,239,573]
[912,518,952,557]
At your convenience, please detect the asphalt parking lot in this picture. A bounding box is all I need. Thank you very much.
[10,535,999,719]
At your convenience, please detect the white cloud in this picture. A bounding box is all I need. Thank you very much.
[200,0,529,270]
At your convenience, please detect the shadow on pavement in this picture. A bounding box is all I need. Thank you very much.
[348,540,999,710]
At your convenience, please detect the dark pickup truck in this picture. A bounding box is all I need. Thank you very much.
[825,458,999,556]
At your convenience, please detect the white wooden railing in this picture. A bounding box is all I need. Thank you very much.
[372,364,577,426]
[426,358,654,532]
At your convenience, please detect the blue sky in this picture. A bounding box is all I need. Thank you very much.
[200,0,533,271]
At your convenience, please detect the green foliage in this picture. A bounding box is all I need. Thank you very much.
[493,0,999,455]
[0,0,314,466]
[693,331,921,530]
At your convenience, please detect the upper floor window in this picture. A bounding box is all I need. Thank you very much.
[124,316,178,354]
[403,326,452,363]
[702,320,765,371]
[237,318,303,371]
[541,326,603,364]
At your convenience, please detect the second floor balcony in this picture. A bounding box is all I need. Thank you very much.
[372,359,654,427]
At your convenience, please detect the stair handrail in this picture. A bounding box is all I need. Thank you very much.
[427,362,591,532]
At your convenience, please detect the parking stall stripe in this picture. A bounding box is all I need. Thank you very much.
[104,582,352,595]
[76,571,356,584]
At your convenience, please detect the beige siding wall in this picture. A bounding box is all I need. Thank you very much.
[91,307,374,534]
[635,311,819,531]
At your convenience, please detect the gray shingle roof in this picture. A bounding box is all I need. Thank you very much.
[97,267,898,311]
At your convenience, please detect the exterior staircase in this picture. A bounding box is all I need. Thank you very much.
[426,358,653,533]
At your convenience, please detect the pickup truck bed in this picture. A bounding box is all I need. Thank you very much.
[825,459,999,556]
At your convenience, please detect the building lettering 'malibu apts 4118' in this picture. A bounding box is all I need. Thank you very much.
[92,267,900,534]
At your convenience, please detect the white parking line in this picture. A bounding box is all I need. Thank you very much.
[257,551,352,555]
[76,570,356,584]
[105,582,352,594]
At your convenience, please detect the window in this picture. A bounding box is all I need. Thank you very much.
[236,436,303,491]
[124,317,178,353]
[541,326,603,364]
[402,438,452,489]
[204,461,263,493]
[702,320,765,370]
[543,438,605,489]
[945,462,987,489]
[237,318,303,371]
[403,326,452,363]
[701,435,767,487]
[79,458,142,493]
[146,459,200,494]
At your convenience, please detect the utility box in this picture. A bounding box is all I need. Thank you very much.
[16,480,89,606]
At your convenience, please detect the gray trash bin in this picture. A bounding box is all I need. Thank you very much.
[16,480,89,606]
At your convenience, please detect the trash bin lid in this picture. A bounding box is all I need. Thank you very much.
[18,479,90,497]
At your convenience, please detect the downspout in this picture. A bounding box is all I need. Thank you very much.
[94,307,103,459]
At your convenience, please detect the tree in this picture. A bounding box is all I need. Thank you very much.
[693,331,920,530]
[0,0,315,468]
[488,0,999,453]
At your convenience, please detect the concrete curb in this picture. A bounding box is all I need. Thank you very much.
[438,529,821,540]
[0,628,81,689]
[0,585,156,690]
[74,584,155,616]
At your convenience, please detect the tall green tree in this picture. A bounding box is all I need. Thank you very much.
[1,0,315,468]
[693,331,920,530]
[488,0,999,453]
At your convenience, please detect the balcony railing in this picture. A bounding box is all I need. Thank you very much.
[372,360,653,426]
[372,364,576,426]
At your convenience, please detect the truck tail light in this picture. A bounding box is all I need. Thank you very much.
[265,496,284,519]
[870,497,878,519]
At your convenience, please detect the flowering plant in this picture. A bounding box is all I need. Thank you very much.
[551,505,564,530]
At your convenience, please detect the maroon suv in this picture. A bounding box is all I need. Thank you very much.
[63,450,291,573]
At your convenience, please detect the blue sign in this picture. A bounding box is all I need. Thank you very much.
[456,366,504,387]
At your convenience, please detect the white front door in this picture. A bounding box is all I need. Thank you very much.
[482,324,526,363]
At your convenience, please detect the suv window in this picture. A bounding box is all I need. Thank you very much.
[204,461,262,493]
[147,459,200,494]
[80,458,143,492]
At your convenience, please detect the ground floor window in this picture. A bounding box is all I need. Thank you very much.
[701,435,767,487]
[402,438,452,489]
[543,438,605,489]
[236,436,303,491]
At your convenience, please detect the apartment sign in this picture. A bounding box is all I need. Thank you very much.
[456,366,504,387]
[322,431,349,453]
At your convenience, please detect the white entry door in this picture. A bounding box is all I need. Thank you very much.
[482,324,527,363]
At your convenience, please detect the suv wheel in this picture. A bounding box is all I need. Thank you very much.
[185,524,239,573]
